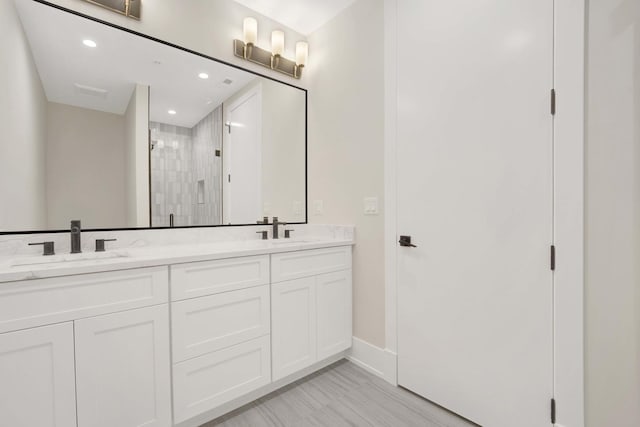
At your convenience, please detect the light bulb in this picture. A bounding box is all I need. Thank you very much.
[272,30,285,56]
[243,17,258,45]
[295,41,308,67]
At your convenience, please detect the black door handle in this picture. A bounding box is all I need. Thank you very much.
[399,235,417,247]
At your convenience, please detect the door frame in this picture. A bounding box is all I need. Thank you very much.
[383,1,585,426]
[222,83,263,224]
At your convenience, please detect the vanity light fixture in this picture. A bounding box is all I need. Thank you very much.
[234,19,308,79]
[83,39,97,48]
[80,0,141,20]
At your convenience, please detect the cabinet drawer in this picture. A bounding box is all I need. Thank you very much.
[271,246,352,283]
[0,267,169,333]
[170,255,269,301]
[172,335,271,424]
[171,285,270,362]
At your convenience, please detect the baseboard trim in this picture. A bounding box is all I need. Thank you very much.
[347,337,397,385]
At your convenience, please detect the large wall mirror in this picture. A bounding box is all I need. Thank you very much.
[1,0,307,233]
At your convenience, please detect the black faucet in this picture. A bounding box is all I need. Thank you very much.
[272,217,286,239]
[70,220,82,254]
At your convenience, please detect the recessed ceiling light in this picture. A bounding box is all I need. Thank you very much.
[168,110,177,115]
[198,73,209,80]
[82,39,97,48]
[223,79,233,85]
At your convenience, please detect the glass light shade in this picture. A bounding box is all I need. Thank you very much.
[271,30,285,56]
[295,41,309,66]
[243,17,258,45]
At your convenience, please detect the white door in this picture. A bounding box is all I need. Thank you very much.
[396,1,554,426]
[75,305,172,427]
[0,323,77,427]
[317,270,353,360]
[271,277,317,380]
[223,85,262,224]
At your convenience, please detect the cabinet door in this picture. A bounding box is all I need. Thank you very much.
[271,277,317,381]
[75,305,171,427]
[0,323,77,427]
[317,270,353,360]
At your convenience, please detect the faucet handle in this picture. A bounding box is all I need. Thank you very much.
[256,230,268,240]
[29,242,55,256]
[284,229,295,239]
[257,217,269,225]
[95,239,117,252]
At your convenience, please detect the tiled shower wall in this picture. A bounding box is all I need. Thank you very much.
[192,109,223,226]
[150,106,222,227]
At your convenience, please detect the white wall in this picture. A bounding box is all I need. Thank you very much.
[0,0,47,231]
[124,84,150,228]
[586,0,640,425]
[46,102,127,229]
[307,0,386,347]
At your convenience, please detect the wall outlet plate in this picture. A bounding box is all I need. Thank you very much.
[313,200,324,215]
[364,197,379,215]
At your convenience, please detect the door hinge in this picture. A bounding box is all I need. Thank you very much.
[551,89,556,115]
[551,398,556,424]
[550,245,556,271]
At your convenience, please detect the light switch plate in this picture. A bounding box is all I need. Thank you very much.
[313,200,324,215]
[364,197,379,215]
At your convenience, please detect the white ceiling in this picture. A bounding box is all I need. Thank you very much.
[233,0,356,35]
[15,1,256,128]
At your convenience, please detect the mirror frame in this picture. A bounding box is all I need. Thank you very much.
[2,0,308,235]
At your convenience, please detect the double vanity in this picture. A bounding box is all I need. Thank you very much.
[1,1,347,425]
[0,227,353,427]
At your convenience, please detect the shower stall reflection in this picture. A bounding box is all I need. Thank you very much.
[150,106,223,227]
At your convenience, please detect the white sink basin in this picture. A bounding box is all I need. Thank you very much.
[268,239,317,245]
[10,251,130,267]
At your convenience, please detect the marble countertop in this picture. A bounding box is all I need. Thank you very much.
[0,237,354,283]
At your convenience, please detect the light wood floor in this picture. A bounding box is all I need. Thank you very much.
[204,360,477,427]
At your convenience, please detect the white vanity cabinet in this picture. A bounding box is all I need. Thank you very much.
[271,247,353,381]
[0,322,77,427]
[170,255,272,424]
[0,243,353,427]
[0,266,171,427]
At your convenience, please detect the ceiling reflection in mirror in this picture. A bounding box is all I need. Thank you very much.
[1,0,306,233]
